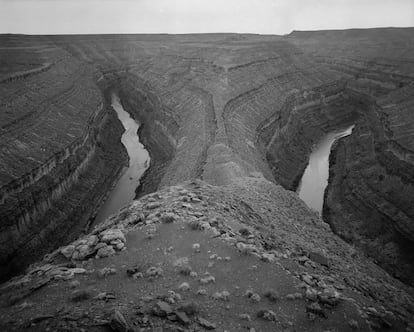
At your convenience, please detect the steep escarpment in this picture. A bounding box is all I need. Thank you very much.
[288,29,414,286]
[0,39,128,282]
[324,85,414,286]
[0,95,127,282]
[257,82,359,190]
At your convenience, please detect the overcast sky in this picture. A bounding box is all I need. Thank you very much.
[0,0,413,35]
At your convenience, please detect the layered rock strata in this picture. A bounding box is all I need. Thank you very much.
[1,29,414,289]
[288,28,414,285]
[0,37,127,281]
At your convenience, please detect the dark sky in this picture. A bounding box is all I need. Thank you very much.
[1,0,413,34]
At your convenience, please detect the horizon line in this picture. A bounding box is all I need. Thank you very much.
[1,25,414,37]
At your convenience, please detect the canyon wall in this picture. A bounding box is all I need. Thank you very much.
[288,28,414,285]
[0,36,128,281]
[1,30,414,287]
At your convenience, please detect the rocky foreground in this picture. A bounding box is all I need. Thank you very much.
[1,178,413,331]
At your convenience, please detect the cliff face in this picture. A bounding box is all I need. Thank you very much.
[288,28,414,285]
[0,36,128,281]
[324,86,414,285]
[1,29,414,289]
[257,82,358,190]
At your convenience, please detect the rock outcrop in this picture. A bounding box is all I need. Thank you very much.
[1,179,413,331]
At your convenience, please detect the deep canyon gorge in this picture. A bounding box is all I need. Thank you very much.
[1,28,414,331]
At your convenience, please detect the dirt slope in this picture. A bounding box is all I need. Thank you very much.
[1,178,413,331]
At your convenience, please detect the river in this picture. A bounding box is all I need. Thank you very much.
[297,125,354,214]
[93,93,150,224]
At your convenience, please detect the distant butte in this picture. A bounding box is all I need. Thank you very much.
[0,28,414,331]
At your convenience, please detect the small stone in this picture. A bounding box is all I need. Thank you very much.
[161,212,177,223]
[236,242,257,255]
[94,292,115,301]
[261,253,275,262]
[257,309,277,321]
[178,301,199,316]
[212,290,230,301]
[190,271,198,278]
[146,266,163,278]
[178,265,192,276]
[192,243,201,252]
[69,280,80,288]
[308,251,329,267]
[61,245,76,259]
[239,228,251,237]
[286,292,303,300]
[318,287,341,306]
[178,282,190,291]
[97,267,117,277]
[110,310,131,332]
[349,319,359,329]
[115,242,125,250]
[306,302,326,317]
[100,229,126,244]
[297,256,309,264]
[165,291,181,303]
[200,275,215,284]
[141,296,154,302]
[189,220,202,230]
[95,242,107,250]
[264,289,279,302]
[146,202,161,209]
[198,317,216,330]
[302,274,314,286]
[71,290,92,302]
[224,256,231,261]
[96,245,116,258]
[196,288,208,296]
[239,313,251,321]
[75,244,96,260]
[175,311,190,325]
[71,268,86,274]
[250,293,261,302]
[305,288,318,301]
[152,301,173,317]
[209,254,218,260]
[173,257,189,268]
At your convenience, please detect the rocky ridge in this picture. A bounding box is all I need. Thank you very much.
[1,178,413,331]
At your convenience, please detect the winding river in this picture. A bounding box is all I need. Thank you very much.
[297,125,354,214]
[93,93,150,224]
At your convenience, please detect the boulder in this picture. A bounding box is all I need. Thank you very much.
[61,245,76,259]
[100,229,126,244]
[96,245,116,258]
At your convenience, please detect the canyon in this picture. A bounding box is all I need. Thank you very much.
[0,28,414,331]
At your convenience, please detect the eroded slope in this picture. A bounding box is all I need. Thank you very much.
[1,179,413,331]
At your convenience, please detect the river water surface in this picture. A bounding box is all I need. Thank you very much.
[297,125,354,213]
[93,94,150,224]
